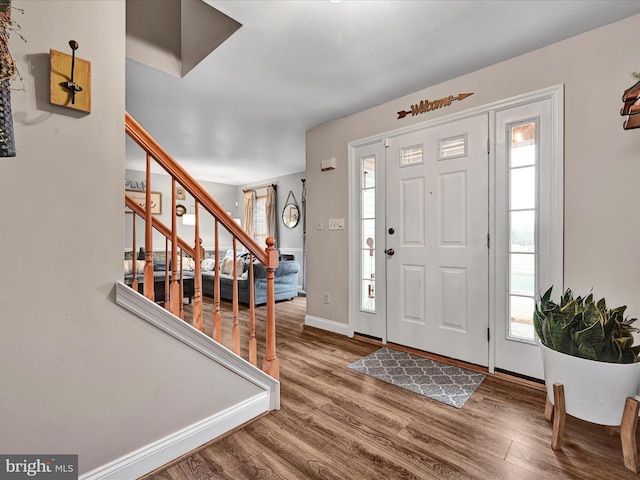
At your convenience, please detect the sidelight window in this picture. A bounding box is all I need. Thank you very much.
[507,121,537,342]
[360,155,376,312]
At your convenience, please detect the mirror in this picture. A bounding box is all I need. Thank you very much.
[282,190,300,228]
[282,203,300,228]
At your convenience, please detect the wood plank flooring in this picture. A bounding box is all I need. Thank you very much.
[142,297,640,479]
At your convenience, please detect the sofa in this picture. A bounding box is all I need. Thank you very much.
[201,251,300,305]
[123,256,195,303]
[124,250,299,306]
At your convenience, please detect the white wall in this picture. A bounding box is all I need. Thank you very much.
[306,14,640,326]
[0,1,262,474]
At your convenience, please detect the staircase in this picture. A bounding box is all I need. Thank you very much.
[96,112,281,479]
[123,112,280,380]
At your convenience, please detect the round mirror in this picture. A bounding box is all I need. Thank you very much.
[282,203,300,228]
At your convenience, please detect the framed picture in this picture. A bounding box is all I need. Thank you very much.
[125,190,162,215]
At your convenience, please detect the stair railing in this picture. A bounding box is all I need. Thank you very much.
[125,112,280,380]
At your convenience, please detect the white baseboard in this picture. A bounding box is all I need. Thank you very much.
[80,392,268,480]
[304,315,349,336]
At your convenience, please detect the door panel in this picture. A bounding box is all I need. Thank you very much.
[386,114,489,366]
[401,177,425,245]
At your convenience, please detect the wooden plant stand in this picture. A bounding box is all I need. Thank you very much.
[544,382,640,472]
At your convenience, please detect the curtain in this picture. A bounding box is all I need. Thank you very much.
[243,189,255,238]
[266,184,277,246]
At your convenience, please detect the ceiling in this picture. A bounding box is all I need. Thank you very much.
[125,0,640,185]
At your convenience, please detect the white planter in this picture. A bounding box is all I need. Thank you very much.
[540,341,640,426]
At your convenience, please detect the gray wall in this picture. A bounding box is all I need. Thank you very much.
[0,1,261,474]
[306,14,640,325]
[124,169,239,254]
[238,171,306,289]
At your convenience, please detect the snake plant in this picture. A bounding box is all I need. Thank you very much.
[534,286,640,364]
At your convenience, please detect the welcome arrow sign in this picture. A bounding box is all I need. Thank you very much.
[397,92,473,119]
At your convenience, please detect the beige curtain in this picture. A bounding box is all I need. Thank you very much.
[266,185,277,245]
[243,190,255,237]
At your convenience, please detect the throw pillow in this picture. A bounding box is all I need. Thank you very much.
[201,258,216,272]
[220,255,234,275]
[182,257,196,271]
[220,254,246,276]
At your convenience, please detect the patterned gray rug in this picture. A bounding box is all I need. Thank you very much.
[347,346,486,408]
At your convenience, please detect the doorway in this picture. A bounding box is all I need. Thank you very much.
[348,86,563,378]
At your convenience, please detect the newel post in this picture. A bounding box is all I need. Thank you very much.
[262,237,280,380]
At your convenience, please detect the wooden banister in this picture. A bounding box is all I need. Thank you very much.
[125,112,280,381]
[125,195,195,258]
[125,112,275,270]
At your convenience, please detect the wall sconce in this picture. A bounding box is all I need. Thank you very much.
[321,157,336,171]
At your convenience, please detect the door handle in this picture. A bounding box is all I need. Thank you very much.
[385,248,395,256]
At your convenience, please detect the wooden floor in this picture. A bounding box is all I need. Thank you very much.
[143,296,640,480]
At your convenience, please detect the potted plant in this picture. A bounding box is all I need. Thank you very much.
[534,286,640,426]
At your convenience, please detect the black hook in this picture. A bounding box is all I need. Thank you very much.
[61,40,83,104]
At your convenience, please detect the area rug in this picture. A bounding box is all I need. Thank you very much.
[347,346,485,408]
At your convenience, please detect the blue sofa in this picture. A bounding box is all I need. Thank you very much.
[201,256,299,305]
[125,250,299,306]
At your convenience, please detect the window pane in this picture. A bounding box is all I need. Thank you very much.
[439,134,466,159]
[362,188,375,218]
[362,156,375,188]
[401,144,423,166]
[253,196,267,246]
[511,144,536,168]
[509,295,535,341]
[511,122,536,168]
[510,166,535,210]
[511,123,536,147]
[361,280,376,312]
[510,253,535,296]
[510,210,535,253]
[361,250,375,279]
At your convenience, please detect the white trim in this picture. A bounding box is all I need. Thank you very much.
[278,247,303,254]
[304,315,350,336]
[115,282,280,410]
[487,110,497,375]
[80,392,268,480]
[347,144,358,338]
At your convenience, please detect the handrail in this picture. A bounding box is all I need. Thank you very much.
[125,112,276,270]
[125,195,195,258]
[124,112,280,380]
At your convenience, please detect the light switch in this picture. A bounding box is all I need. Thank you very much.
[329,218,344,230]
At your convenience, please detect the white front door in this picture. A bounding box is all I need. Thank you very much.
[385,114,489,366]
